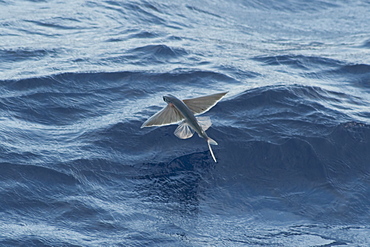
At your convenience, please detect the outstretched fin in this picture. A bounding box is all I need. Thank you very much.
[183,92,228,115]
[141,104,184,128]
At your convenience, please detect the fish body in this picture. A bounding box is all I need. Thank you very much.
[141,92,227,162]
[163,94,209,141]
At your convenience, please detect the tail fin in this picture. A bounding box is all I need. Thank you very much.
[207,137,218,162]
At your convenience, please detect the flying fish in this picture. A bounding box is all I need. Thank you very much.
[141,92,227,162]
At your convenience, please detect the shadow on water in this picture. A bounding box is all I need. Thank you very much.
[134,151,215,215]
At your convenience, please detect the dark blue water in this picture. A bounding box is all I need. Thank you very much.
[1,0,370,246]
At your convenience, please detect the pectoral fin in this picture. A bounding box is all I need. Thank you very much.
[141,104,184,128]
[174,121,195,139]
[183,92,227,115]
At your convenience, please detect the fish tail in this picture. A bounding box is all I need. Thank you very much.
[207,137,218,162]
[208,137,218,146]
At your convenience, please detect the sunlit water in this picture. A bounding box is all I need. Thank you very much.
[1,0,370,246]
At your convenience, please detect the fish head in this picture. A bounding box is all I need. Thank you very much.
[163,94,176,104]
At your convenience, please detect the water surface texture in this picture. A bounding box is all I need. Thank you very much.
[1,0,370,246]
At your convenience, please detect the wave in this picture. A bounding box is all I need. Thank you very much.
[2,0,370,244]
[124,44,189,65]
[0,47,62,63]
[252,55,343,71]
[0,163,78,185]
[238,0,341,12]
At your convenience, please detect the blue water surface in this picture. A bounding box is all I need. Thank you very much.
[1,0,370,246]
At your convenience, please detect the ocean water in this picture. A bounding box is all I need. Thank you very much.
[1,0,370,246]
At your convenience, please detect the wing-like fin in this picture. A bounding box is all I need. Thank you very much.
[183,92,227,115]
[196,116,212,131]
[141,104,184,128]
[174,121,195,139]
